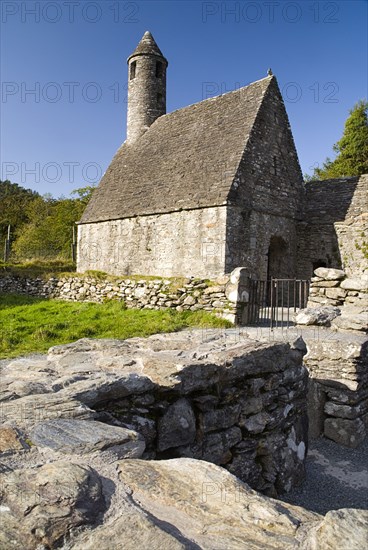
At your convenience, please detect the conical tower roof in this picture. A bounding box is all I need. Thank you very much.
[127,31,167,64]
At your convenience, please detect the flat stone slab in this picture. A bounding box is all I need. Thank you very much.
[340,276,368,291]
[294,306,341,326]
[30,419,145,457]
[314,268,346,280]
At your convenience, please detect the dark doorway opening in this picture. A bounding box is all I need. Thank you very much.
[267,236,289,280]
[312,260,327,271]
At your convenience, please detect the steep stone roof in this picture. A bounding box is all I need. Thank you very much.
[80,75,274,224]
[127,31,167,62]
[304,175,367,223]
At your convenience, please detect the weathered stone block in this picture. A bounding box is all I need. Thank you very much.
[341,276,368,291]
[158,398,196,451]
[200,405,240,433]
[314,268,346,280]
[307,380,326,439]
[294,306,340,326]
[240,411,271,433]
[311,280,340,287]
[202,427,242,463]
[324,417,366,448]
[324,400,363,419]
[325,287,347,299]
[30,419,145,457]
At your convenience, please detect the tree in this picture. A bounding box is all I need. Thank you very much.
[11,186,95,262]
[12,195,86,261]
[0,180,96,262]
[306,100,368,181]
[0,180,39,243]
[71,184,96,206]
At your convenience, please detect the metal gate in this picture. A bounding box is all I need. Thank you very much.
[248,278,310,328]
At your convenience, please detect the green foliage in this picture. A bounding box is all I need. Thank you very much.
[71,184,96,206]
[306,100,368,181]
[0,181,96,262]
[0,180,40,243]
[12,195,84,261]
[0,294,231,358]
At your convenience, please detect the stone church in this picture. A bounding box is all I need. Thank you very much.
[77,32,367,281]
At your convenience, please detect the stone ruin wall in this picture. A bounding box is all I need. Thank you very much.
[308,267,368,311]
[1,332,309,496]
[0,268,252,324]
[294,263,367,448]
[77,206,227,279]
[305,336,368,449]
[297,175,368,279]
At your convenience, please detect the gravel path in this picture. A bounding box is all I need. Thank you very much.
[278,436,368,515]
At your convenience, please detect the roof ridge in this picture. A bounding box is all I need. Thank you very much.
[80,74,276,224]
[157,75,274,122]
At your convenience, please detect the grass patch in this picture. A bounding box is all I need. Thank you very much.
[0,293,231,359]
[0,260,76,279]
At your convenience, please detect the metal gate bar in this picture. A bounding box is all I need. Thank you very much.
[248,278,309,328]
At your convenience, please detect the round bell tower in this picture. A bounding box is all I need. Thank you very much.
[126,31,168,143]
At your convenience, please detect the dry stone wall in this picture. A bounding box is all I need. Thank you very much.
[305,267,368,332]
[308,267,368,309]
[305,334,368,448]
[0,331,309,497]
[0,273,240,320]
[238,326,368,449]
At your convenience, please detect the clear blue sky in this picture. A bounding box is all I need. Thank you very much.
[1,0,367,197]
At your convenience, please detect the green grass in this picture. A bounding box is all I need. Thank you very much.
[0,293,231,359]
[0,260,76,279]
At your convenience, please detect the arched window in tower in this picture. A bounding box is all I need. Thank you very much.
[130,61,136,80]
[155,61,163,78]
[157,92,163,106]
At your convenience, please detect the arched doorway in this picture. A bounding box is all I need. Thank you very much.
[267,236,289,280]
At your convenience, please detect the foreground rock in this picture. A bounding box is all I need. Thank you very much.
[308,508,368,549]
[71,458,367,550]
[0,461,104,549]
[1,456,366,549]
[0,331,309,495]
[30,419,145,458]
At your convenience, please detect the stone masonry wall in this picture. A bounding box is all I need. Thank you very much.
[225,77,304,279]
[305,335,368,448]
[77,206,227,279]
[0,272,243,323]
[0,331,309,496]
[308,267,368,310]
[297,175,368,279]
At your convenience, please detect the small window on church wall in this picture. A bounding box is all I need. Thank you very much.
[157,92,163,105]
[155,61,163,78]
[130,61,136,80]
